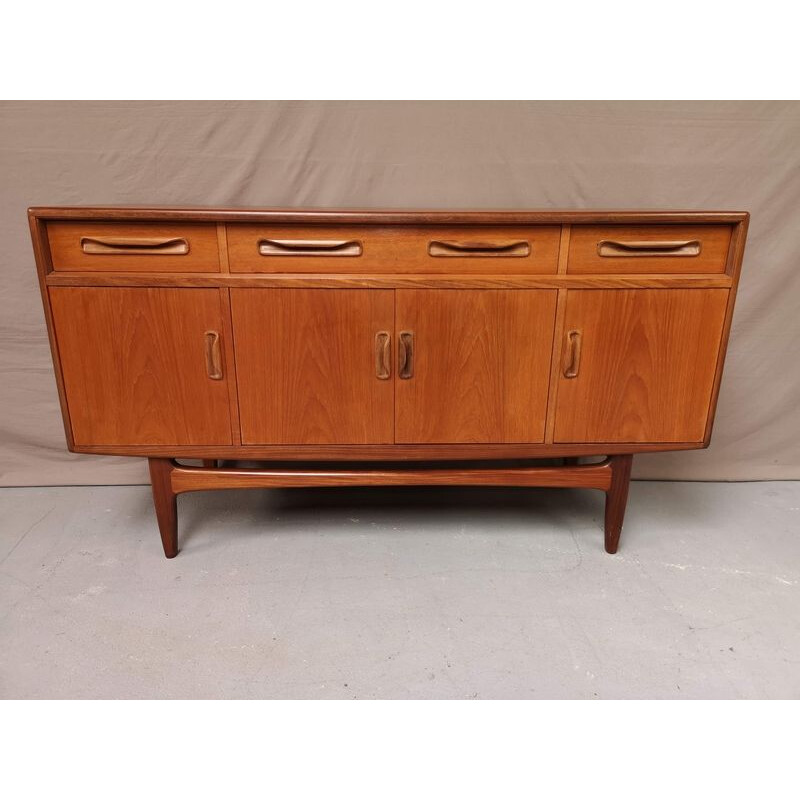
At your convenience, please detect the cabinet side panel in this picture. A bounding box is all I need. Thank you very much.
[704,216,749,442]
[29,212,75,448]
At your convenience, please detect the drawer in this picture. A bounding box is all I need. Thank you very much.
[567,225,732,274]
[227,224,561,273]
[47,222,220,272]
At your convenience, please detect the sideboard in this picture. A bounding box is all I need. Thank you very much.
[29,207,748,557]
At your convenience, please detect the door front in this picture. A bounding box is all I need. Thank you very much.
[231,288,394,444]
[50,287,233,446]
[553,288,729,443]
[395,289,557,443]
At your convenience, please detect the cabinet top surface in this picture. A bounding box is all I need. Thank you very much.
[28,206,750,225]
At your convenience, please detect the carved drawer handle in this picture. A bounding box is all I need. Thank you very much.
[375,332,391,380]
[204,331,223,380]
[563,330,582,379]
[597,239,701,257]
[428,240,530,257]
[258,239,363,257]
[80,236,189,255]
[398,331,414,379]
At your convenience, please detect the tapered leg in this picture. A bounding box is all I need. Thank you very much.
[604,454,633,554]
[148,458,178,558]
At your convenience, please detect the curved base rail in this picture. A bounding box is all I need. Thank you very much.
[148,454,634,558]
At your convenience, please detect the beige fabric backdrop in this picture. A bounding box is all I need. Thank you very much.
[1,101,798,485]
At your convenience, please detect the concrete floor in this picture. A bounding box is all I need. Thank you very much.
[0,480,798,699]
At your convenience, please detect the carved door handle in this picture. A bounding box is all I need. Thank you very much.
[375,332,391,380]
[398,331,414,379]
[563,330,582,378]
[204,331,223,380]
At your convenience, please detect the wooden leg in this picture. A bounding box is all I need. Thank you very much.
[148,458,179,558]
[604,454,633,554]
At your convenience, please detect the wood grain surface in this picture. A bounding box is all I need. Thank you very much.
[50,287,233,445]
[44,271,735,290]
[554,288,729,443]
[231,288,395,444]
[395,289,557,443]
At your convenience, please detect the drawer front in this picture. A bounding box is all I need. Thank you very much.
[48,222,220,272]
[567,225,732,274]
[227,224,561,273]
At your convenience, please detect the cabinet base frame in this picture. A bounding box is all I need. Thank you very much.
[148,454,634,559]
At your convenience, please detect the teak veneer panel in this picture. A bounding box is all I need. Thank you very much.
[231,288,395,444]
[227,225,561,274]
[553,288,729,443]
[50,287,233,446]
[395,289,557,443]
[47,221,220,272]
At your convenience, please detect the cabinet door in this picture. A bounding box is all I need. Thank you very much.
[554,289,729,443]
[231,289,394,444]
[50,287,233,446]
[395,289,557,443]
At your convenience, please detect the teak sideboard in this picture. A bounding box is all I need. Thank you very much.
[29,207,749,558]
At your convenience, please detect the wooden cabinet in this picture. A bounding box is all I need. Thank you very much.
[30,207,749,557]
